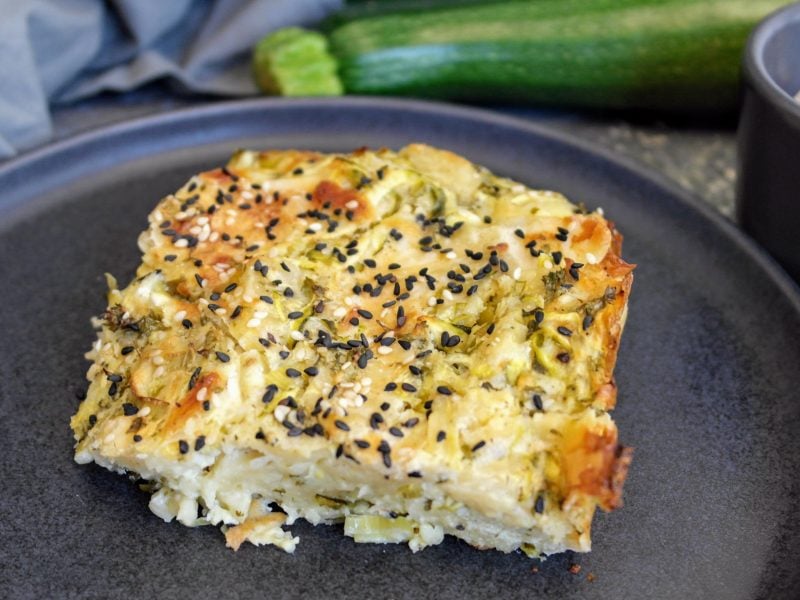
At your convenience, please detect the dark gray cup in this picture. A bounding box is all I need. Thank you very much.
[738,1,800,282]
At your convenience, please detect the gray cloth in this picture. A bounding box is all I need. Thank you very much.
[0,0,341,158]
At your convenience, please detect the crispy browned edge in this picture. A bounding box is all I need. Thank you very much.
[562,221,634,512]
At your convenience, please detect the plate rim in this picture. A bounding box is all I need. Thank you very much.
[2,96,798,312]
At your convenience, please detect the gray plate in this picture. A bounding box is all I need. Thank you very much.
[1,98,799,599]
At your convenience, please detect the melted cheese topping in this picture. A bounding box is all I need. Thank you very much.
[72,144,633,556]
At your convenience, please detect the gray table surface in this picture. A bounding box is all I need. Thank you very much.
[31,87,740,219]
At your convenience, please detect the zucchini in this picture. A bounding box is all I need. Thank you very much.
[253,0,790,111]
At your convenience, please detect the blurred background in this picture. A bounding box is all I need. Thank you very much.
[1,0,795,221]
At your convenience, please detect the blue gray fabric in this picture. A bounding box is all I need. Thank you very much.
[0,0,341,158]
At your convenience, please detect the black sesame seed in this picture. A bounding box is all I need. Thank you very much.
[471,440,486,452]
[210,292,221,301]
[195,436,206,451]
[398,340,412,351]
[364,259,377,268]
[437,386,452,395]
[533,308,545,324]
[535,493,545,514]
[224,283,238,293]
[557,326,573,337]
[389,427,404,438]
[304,366,319,377]
[108,382,118,396]
[355,439,370,449]
[121,345,134,355]
[357,309,373,319]
[122,403,138,416]
[288,311,304,320]
[164,254,177,262]
[514,229,525,238]
[178,440,189,454]
[384,382,397,391]
[582,314,594,330]
[467,284,478,296]
[286,368,301,378]
[133,434,142,443]
[483,215,492,224]
[408,471,422,478]
[437,431,446,442]
[279,350,290,359]
[357,353,369,369]
[446,335,461,347]
[260,295,274,304]
[404,417,419,428]
[370,412,384,429]
[215,351,230,363]
[194,274,204,287]
[409,365,422,376]
[263,384,278,403]
[533,394,544,410]
[350,317,360,326]
[335,420,350,432]
[401,383,417,393]
[552,251,563,265]
[556,352,571,363]
[188,367,201,391]
[230,305,242,319]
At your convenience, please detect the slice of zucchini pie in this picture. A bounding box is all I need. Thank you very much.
[72,144,633,556]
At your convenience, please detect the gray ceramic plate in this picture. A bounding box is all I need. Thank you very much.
[1,98,799,599]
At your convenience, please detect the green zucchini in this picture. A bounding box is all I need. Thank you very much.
[253,0,791,111]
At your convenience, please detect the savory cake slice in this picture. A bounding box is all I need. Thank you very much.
[71,144,633,556]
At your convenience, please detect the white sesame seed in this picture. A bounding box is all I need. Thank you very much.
[339,382,354,389]
[512,267,522,280]
[274,405,290,423]
[215,308,226,316]
[445,251,457,259]
[175,211,188,221]
[290,331,305,341]
[308,222,323,232]
[597,207,605,216]
[196,388,208,402]
[341,361,352,370]
[586,252,598,264]
[196,216,209,225]
[243,294,253,303]
[443,290,454,301]
[152,355,165,366]
[209,232,220,242]
[333,307,347,318]
[544,260,553,269]
[344,297,354,307]
[246,318,261,328]
[174,238,189,248]
[154,366,165,378]
[361,377,372,387]
[240,190,254,200]
[377,346,393,355]
[345,200,359,210]
[139,406,151,417]
[254,311,268,319]
[174,310,187,322]
[427,297,437,307]
[189,226,202,235]
[225,217,235,226]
